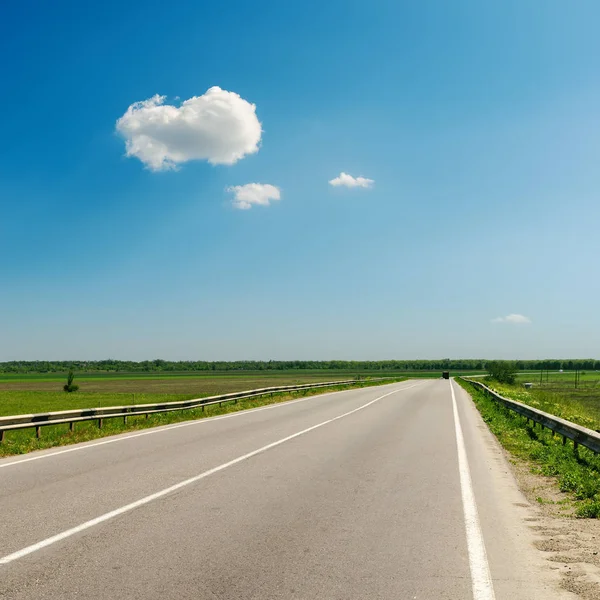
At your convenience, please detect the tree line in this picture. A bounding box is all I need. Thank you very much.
[1,358,598,374]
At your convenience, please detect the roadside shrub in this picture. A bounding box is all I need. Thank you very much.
[576,500,600,518]
[63,369,79,393]
[485,361,518,384]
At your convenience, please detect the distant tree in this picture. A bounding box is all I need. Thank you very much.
[0,357,594,375]
[63,369,79,393]
[485,361,517,384]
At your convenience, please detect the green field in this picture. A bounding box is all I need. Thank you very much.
[0,371,373,417]
[516,369,600,386]
[489,371,600,432]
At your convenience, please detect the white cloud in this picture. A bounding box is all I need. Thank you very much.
[328,172,374,189]
[228,183,281,210]
[116,87,262,171]
[491,314,531,324]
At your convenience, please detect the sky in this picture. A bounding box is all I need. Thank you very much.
[1,0,600,361]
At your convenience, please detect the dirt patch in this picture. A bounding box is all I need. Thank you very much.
[507,452,600,599]
[534,538,579,553]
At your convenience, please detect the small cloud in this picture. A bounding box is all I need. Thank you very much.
[115,87,262,171]
[491,314,531,324]
[328,172,374,189]
[228,183,281,210]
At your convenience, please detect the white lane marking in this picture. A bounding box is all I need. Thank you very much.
[0,384,418,566]
[0,381,419,470]
[450,379,496,600]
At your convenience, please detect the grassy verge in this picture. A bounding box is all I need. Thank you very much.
[457,379,600,518]
[0,378,406,458]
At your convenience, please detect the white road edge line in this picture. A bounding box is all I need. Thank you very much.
[450,379,496,600]
[0,381,420,470]
[0,384,418,566]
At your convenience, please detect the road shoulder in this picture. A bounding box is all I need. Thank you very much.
[454,380,581,599]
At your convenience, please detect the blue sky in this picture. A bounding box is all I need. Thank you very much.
[1,0,599,360]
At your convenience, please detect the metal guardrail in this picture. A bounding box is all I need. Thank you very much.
[0,379,366,442]
[460,378,600,454]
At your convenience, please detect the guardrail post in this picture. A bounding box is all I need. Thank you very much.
[562,435,567,445]
[98,419,103,429]
[70,422,74,432]
[0,430,4,443]
[574,441,579,451]
[36,426,41,439]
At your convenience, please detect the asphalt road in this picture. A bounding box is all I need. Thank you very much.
[0,380,573,599]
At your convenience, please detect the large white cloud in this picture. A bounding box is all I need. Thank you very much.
[228,183,281,210]
[491,314,531,324]
[116,87,262,171]
[328,172,374,189]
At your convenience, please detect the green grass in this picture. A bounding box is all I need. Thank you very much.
[483,378,600,432]
[0,372,369,400]
[457,379,600,518]
[516,370,600,385]
[0,378,406,457]
[0,370,360,383]
[0,390,198,417]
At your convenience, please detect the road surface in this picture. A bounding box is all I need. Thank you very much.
[0,380,571,599]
